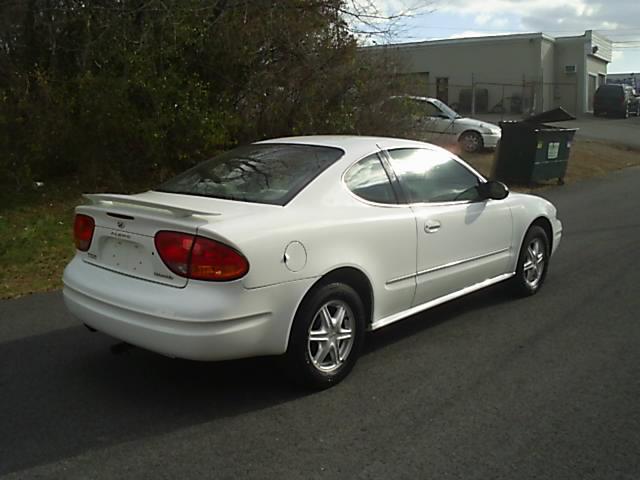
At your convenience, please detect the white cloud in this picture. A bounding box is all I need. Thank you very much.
[474,13,492,25]
[445,29,518,39]
[371,0,636,36]
[472,13,509,28]
[432,0,600,18]
[491,17,509,28]
[356,0,433,17]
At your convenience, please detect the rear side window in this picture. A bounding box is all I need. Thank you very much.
[387,148,481,203]
[156,144,343,206]
[344,154,397,204]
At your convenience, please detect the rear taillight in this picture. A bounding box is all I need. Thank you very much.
[190,236,249,281]
[154,231,249,281]
[154,231,194,276]
[73,214,95,251]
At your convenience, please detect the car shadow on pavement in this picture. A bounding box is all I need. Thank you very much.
[0,325,305,475]
[365,283,512,353]
[0,283,513,476]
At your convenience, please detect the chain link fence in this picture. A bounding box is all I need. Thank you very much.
[399,74,579,119]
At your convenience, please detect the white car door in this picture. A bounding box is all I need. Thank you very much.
[418,100,456,143]
[383,147,513,306]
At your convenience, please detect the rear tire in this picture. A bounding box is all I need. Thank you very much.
[510,225,550,297]
[284,282,365,390]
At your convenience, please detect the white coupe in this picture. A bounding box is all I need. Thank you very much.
[63,136,562,389]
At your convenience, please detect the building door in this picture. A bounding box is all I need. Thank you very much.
[436,77,449,104]
[588,74,597,112]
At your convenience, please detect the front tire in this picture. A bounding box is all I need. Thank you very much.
[285,282,365,390]
[459,131,484,153]
[511,225,550,297]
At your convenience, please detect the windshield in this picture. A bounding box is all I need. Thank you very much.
[155,143,344,206]
[431,99,461,119]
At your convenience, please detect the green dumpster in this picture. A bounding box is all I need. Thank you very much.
[492,108,578,185]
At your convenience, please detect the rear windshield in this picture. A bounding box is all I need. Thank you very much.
[596,85,623,98]
[155,143,343,206]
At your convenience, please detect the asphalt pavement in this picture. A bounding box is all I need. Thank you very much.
[1,167,640,479]
[478,112,640,149]
[549,114,640,149]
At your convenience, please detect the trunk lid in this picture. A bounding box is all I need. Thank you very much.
[76,191,275,288]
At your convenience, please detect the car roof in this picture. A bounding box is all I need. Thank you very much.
[253,135,485,206]
[256,135,466,187]
[597,84,624,90]
[256,135,440,158]
[390,95,438,103]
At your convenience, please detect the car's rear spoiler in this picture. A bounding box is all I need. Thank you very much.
[83,194,221,218]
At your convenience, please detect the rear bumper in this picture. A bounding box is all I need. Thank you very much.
[593,104,626,115]
[63,256,316,361]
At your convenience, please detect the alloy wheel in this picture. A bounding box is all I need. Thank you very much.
[523,238,546,289]
[461,133,481,152]
[307,300,355,373]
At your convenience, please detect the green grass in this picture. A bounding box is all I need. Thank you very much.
[0,182,81,299]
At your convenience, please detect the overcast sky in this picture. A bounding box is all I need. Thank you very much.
[369,0,640,73]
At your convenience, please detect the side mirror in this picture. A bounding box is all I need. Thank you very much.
[479,180,509,200]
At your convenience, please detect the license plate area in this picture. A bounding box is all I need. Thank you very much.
[85,228,188,287]
[101,237,150,275]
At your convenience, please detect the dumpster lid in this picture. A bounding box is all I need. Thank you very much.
[524,107,575,123]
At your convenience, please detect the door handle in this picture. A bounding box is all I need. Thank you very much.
[424,220,441,233]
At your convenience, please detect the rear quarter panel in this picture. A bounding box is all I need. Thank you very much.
[202,161,419,323]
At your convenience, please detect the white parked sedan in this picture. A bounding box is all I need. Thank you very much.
[63,136,562,389]
[394,96,502,153]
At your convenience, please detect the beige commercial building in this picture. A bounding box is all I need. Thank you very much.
[365,30,612,115]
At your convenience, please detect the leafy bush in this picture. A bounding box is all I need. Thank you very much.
[0,0,413,199]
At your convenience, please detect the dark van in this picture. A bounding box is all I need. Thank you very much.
[594,84,640,118]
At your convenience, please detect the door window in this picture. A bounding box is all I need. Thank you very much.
[386,148,481,203]
[423,102,442,117]
[344,154,397,204]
